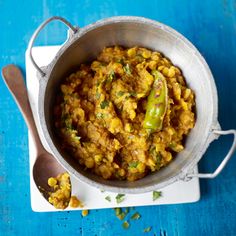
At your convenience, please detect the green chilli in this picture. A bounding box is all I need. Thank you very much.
[143,70,168,133]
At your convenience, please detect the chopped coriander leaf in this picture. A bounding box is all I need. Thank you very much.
[107,70,116,83]
[123,64,132,75]
[114,208,127,220]
[64,118,72,129]
[96,113,104,119]
[122,221,130,229]
[116,194,125,204]
[153,191,162,201]
[149,146,162,166]
[154,153,162,167]
[95,91,101,99]
[131,212,141,220]
[143,226,152,232]
[129,161,139,168]
[114,207,121,216]
[129,91,137,97]
[100,189,105,192]
[117,58,125,65]
[117,91,125,97]
[117,212,126,220]
[149,146,156,155]
[105,196,111,202]
[168,142,183,152]
[100,100,109,109]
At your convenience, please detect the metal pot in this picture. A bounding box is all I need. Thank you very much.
[27,16,236,193]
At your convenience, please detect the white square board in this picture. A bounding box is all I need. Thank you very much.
[25,46,200,212]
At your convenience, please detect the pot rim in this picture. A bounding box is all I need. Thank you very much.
[36,16,219,193]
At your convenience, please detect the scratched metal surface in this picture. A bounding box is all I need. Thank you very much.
[0,0,236,235]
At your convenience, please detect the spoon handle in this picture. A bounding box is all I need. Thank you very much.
[2,64,46,155]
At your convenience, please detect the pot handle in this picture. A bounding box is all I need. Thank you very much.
[28,16,78,77]
[186,129,236,179]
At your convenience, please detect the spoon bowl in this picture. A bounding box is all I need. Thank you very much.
[1,64,70,206]
[33,153,66,199]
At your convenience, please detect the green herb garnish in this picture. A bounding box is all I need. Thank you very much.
[153,191,162,201]
[136,54,144,62]
[95,91,101,99]
[168,142,183,152]
[129,91,137,97]
[117,212,126,220]
[65,119,73,130]
[96,113,105,119]
[117,58,125,65]
[149,146,162,166]
[129,161,139,168]
[100,100,109,109]
[107,70,116,83]
[114,207,121,216]
[105,196,111,202]
[114,208,128,220]
[143,227,152,233]
[149,146,156,155]
[131,212,141,220]
[116,194,125,204]
[123,64,132,75]
[117,91,125,97]
[122,221,130,229]
[65,124,73,130]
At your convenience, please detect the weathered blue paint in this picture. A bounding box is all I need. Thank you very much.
[0,0,236,235]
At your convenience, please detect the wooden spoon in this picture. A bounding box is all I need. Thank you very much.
[1,64,70,205]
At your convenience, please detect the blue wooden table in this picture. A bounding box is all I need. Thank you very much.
[1,0,236,235]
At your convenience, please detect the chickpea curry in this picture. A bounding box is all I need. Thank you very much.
[53,46,195,181]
